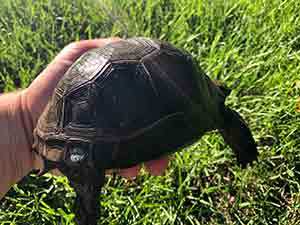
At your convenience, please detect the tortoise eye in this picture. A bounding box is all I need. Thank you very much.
[66,142,90,164]
[69,147,87,163]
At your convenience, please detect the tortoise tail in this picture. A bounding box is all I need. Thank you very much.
[219,106,258,168]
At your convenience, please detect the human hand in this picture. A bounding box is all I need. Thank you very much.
[0,38,169,198]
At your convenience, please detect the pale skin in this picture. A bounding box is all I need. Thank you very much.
[0,38,169,199]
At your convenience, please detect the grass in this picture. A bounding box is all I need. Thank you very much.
[0,0,300,224]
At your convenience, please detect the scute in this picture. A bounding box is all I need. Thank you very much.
[56,49,109,95]
[93,63,162,137]
[36,93,62,134]
[64,85,95,128]
[142,49,202,105]
[94,38,158,62]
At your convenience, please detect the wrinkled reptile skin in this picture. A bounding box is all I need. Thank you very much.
[33,37,258,225]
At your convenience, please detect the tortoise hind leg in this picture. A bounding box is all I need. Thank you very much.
[63,167,105,225]
[219,106,258,167]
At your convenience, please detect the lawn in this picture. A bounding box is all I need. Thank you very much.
[0,0,299,224]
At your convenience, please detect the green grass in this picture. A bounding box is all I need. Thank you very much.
[0,0,300,224]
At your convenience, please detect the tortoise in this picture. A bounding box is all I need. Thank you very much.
[33,37,258,225]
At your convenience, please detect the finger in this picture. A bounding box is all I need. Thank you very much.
[144,156,169,176]
[26,37,121,122]
[118,165,141,179]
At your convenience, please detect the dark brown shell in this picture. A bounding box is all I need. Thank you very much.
[34,37,225,171]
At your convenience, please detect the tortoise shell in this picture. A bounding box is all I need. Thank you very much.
[33,37,257,225]
[34,37,225,170]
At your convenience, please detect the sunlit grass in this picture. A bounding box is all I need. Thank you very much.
[0,0,299,224]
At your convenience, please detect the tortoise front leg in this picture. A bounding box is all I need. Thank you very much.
[63,166,105,225]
